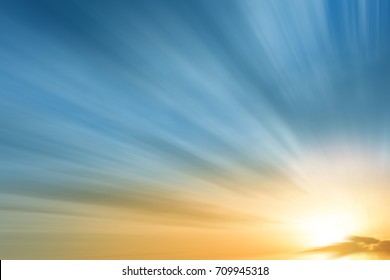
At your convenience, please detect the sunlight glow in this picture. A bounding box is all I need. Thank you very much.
[301,212,359,247]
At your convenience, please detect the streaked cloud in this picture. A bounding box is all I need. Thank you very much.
[1,0,390,258]
[306,236,390,259]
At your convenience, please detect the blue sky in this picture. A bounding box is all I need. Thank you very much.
[1,0,390,259]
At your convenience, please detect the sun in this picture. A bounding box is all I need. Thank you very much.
[300,211,359,247]
[307,217,349,246]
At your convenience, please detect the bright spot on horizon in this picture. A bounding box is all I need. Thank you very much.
[300,212,359,247]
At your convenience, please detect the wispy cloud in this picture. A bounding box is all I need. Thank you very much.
[2,0,390,259]
[306,236,390,259]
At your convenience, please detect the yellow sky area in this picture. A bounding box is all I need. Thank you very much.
[1,143,390,259]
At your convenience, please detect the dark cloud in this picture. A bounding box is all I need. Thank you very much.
[305,235,390,259]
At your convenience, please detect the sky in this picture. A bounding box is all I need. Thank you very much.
[1,0,390,259]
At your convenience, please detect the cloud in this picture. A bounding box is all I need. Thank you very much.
[0,180,271,229]
[306,235,390,259]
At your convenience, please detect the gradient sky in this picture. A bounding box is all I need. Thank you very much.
[1,0,390,259]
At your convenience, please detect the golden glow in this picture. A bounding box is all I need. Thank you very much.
[300,211,359,247]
